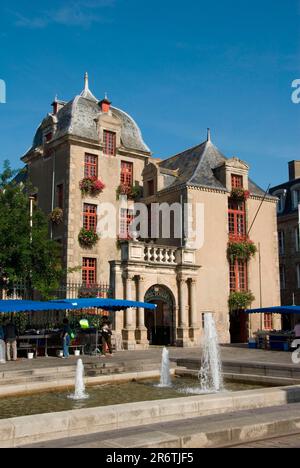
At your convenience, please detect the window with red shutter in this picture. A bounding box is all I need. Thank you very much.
[231,174,243,189]
[121,162,133,186]
[82,258,97,285]
[120,209,134,239]
[84,154,98,178]
[228,200,246,240]
[230,260,248,292]
[83,204,97,232]
[264,313,273,331]
[103,131,116,156]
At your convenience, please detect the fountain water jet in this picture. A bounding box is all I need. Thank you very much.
[198,313,224,392]
[68,359,89,400]
[158,347,172,388]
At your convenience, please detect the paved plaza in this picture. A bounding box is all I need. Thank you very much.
[0,344,296,373]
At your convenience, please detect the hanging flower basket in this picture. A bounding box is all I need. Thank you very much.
[49,207,63,225]
[116,184,142,201]
[231,188,250,201]
[80,177,105,196]
[229,291,255,311]
[227,240,257,262]
[78,228,99,248]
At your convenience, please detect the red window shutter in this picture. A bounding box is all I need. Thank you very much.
[84,154,98,178]
[230,260,248,293]
[264,313,273,330]
[231,174,243,189]
[83,204,97,232]
[121,162,133,186]
[104,131,116,156]
[228,200,246,240]
[82,258,97,285]
[120,209,134,239]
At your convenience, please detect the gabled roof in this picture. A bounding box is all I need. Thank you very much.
[159,139,266,197]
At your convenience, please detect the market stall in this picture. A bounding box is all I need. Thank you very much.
[246,306,300,351]
[0,298,157,357]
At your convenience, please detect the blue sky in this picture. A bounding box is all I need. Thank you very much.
[0,0,299,188]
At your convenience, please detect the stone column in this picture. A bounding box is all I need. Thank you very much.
[189,278,201,346]
[176,275,190,347]
[135,276,149,349]
[122,273,137,350]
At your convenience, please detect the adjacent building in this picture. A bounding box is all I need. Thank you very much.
[21,75,281,347]
[270,161,300,329]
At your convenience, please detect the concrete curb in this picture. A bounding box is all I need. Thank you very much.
[1,384,300,447]
[0,369,172,398]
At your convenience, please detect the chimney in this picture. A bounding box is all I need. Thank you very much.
[288,161,300,181]
[99,93,111,113]
[52,96,66,115]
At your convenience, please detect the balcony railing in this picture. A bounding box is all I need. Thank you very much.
[120,241,196,266]
[144,246,177,265]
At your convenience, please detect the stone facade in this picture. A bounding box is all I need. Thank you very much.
[20,75,281,347]
[270,161,300,328]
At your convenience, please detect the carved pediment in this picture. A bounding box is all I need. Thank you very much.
[225,157,250,171]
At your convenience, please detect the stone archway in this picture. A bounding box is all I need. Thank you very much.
[144,285,176,346]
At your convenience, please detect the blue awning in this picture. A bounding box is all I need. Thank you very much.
[52,299,157,311]
[0,299,157,314]
[246,306,300,314]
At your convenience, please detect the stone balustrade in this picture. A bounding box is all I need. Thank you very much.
[120,241,196,266]
[144,245,177,265]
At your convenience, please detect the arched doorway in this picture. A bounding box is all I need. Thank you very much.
[144,285,176,346]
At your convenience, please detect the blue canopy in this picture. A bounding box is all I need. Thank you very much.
[246,306,300,314]
[0,299,157,314]
[52,298,157,311]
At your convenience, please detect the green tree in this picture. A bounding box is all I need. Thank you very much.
[0,161,63,299]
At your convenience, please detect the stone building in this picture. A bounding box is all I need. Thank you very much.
[270,161,300,329]
[21,75,281,348]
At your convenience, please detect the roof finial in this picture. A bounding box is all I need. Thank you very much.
[84,72,89,92]
[207,128,211,142]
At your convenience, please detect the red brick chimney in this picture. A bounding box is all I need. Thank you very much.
[99,93,111,113]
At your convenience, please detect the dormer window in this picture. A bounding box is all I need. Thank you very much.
[231,174,243,189]
[273,190,286,214]
[291,184,300,210]
[103,130,116,156]
[44,132,53,143]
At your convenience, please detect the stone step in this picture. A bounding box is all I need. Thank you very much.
[26,402,300,449]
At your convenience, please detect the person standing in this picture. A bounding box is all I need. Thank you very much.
[101,320,113,357]
[62,318,71,358]
[0,324,6,364]
[4,320,17,362]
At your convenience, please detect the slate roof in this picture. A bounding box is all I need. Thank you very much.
[27,92,151,155]
[159,139,266,197]
[270,179,300,216]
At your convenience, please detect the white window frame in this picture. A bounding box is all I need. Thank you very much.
[273,189,287,214]
[291,184,300,210]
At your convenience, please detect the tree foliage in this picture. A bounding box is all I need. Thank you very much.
[0,162,63,299]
